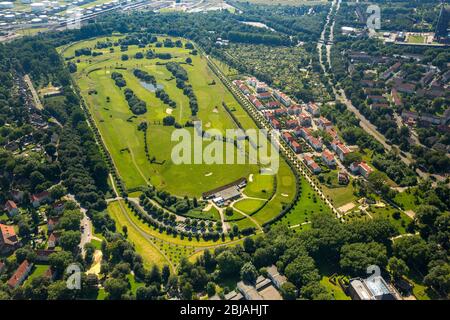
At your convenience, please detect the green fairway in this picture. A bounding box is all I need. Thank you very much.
[278,177,331,227]
[234,198,267,215]
[65,36,268,196]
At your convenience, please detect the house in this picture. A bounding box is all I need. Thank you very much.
[30,191,51,207]
[308,136,323,151]
[391,88,403,107]
[338,171,349,185]
[282,132,294,144]
[4,200,19,216]
[335,143,351,162]
[273,90,292,107]
[35,249,58,263]
[44,266,57,281]
[303,156,321,174]
[52,201,65,214]
[395,82,416,95]
[291,141,302,154]
[317,116,333,130]
[349,276,397,300]
[350,162,373,178]
[0,224,19,254]
[285,119,299,129]
[330,139,341,151]
[7,260,33,289]
[48,233,59,249]
[266,265,287,290]
[257,92,272,100]
[237,275,283,300]
[322,150,336,168]
[47,218,59,233]
[306,102,320,116]
[270,118,281,130]
[380,62,401,80]
[256,83,268,93]
[326,127,338,140]
[266,101,280,109]
[246,77,258,87]
[274,108,287,117]
[299,113,312,127]
[359,162,374,178]
[288,105,302,115]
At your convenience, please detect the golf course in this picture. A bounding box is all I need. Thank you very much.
[61,35,301,267]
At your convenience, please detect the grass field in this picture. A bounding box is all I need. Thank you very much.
[27,265,48,282]
[108,200,169,268]
[234,198,267,215]
[64,35,301,234]
[64,36,275,197]
[277,177,331,227]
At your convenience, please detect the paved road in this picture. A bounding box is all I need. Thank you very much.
[66,193,92,256]
[24,74,43,110]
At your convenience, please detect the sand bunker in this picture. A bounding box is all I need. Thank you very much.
[249,174,254,182]
[166,108,173,115]
[205,172,213,177]
[281,193,289,197]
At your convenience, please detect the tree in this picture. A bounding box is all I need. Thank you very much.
[58,210,82,231]
[136,285,160,300]
[206,282,216,297]
[243,237,255,253]
[216,251,242,276]
[424,262,450,297]
[340,242,387,276]
[49,251,74,273]
[280,281,297,300]
[285,255,320,288]
[343,152,362,166]
[121,54,129,61]
[186,57,192,64]
[49,184,66,200]
[225,207,234,216]
[393,236,430,272]
[59,230,81,252]
[300,281,333,300]
[104,278,128,300]
[387,257,409,281]
[240,262,258,284]
[181,282,193,300]
[162,115,175,126]
[162,264,171,283]
[415,205,441,238]
[47,280,76,300]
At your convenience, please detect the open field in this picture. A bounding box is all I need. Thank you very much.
[277,177,331,227]
[64,35,301,236]
[63,36,278,197]
[234,198,267,215]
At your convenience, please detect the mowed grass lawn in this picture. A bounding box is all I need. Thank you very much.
[278,177,332,227]
[234,198,267,215]
[108,200,169,268]
[65,36,274,197]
